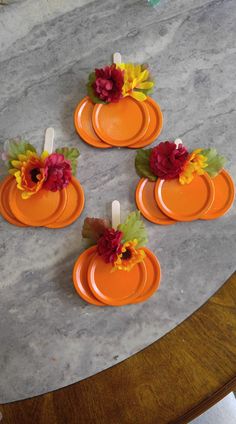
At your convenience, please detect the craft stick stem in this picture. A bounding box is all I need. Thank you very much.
[44,127,54,153]
[113,52,122,64]
[174,138,183,148]
[112,200,121,229]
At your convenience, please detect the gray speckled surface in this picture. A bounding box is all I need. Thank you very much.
[0,0,236,403]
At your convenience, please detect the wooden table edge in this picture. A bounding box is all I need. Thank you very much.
[1,271,236,424]
[173,375,236,423]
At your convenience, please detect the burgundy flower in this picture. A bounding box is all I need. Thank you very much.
[43,153,72,191]
[97,228,123,263]
[149,141,189,180]
[93,65,124,103]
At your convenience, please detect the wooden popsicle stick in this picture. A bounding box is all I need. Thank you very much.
[112,200,121,229]
[113,52,122,64]
[174,138,183,148]
[44,127,54,153]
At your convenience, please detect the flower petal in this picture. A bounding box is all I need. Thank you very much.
[41,151,49,160]
[11,160,22,169]
[130,91,147,102]
[139,69,149,82]
[136,82,154,90]
[134,64,141,77]
[21,191,32,199]
[18,154,27,162]
[132,78,138,89]
[8,168,17,175]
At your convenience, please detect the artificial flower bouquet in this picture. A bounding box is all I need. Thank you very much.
[73,211,161,306]
[83,211,147,271]
[87,62,155,104]
[2,139,79,199]
[74,57,163,149]
[0,139,84,228]
[135,140,234,224]
[135,140,226,184]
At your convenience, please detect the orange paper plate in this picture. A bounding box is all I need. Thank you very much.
[129,97,163,148]
[87,253,147,306]
[74,97,112,149]
[202,169,235,220]
[155,174,215,222]
[0,176,27,227]
[9,184,67,227]
[47,177,85,228]
[132,247,161,303]
[73,246,104,306]
[92,97,150,147]
[136,178,176,225]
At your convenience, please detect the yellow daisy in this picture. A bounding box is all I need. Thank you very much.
[116,63,154,101]
[179,149,208,185]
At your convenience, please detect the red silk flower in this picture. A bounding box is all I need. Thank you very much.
[149,141,189,180]
[43,153,72,191]
[93,65,124,103]
[97,228,123,263]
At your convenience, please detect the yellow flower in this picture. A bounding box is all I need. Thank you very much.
[113,239,146,272]
[179,149,208,185]
[9,150,48,199]
[116,63,154,102]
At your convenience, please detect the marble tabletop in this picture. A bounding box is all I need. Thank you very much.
[0,0,236,403]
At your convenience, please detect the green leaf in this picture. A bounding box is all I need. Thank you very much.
[135,149,157,181]
[55,147,80,176]
[9,140,36,157]
[82,217,111,242]
[3,139,36,169]
[201,148,227,177]
[118,211,148,248]
[56,147,80,160]
[86,72,106,105]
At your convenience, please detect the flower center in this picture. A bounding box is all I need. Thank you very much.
[30,168,40,183]
[122,248,132,260]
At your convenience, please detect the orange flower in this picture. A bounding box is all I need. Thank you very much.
[9,151,48,199]
[113,239,145,272]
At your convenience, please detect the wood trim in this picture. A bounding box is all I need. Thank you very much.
[1,272,236,424]
[173,376,236,423]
